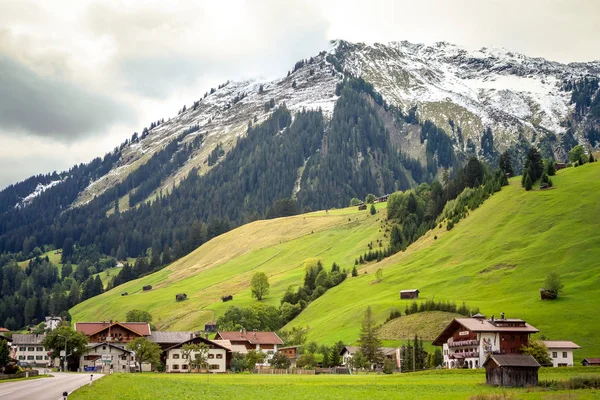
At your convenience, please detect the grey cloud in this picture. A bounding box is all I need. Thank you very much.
[0,55,133,141]
[85,0,330,98]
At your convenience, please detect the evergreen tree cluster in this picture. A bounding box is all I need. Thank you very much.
[521,147,544,190]
[400,335,427,372]
[403,300,479,317]
[0,253,111,330]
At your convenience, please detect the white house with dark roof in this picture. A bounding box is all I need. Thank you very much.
[80,343,136,372]
[433,314,539,369]
[12,334,51,367]
[163,335,231,373]
[542,341,581,367]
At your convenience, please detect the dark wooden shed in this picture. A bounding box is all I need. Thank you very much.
[483,354,540,387]
[358,204,367,211]
[582,358,600,366]
[400,289,419,299]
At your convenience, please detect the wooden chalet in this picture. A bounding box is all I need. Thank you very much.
[400,289,419,299]
[213,330,283,354]
[483,354,540,387]
[375,194,389,203]
[433,314,539,369]
[358,204,367,211]
[277,345,301,367]
[555,163,566,171]
[75,322,151,344]
[582,358,600,367]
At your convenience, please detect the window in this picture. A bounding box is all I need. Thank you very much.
[44,356,48,360]
[562,352,568,358]
[36,347,44,351]
[173,354,180,359]
[18,356,24,360]
[209,364,219,370]
[552,352,558,358]
[182,364,188,370]
[27,356,34,360]
[121,356,127,360]
[172,364,179,370]
[19,347,25,352]
[216,354,223,359]
[182,354,188,359]
[103,346,107,350]
[36,355,42,360]
[208,354,214,359]
[28,347,35,352]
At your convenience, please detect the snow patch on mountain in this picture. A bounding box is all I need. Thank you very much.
[15,180,62,209]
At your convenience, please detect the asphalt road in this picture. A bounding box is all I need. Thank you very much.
[0,372,104,400]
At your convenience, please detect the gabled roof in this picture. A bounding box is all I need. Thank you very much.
[483,354,540,368]
[75,322,151,337]
[340,345,397,356]
[164,335,231,352]
[215,331,284,345]
[433,318,539,346]
[0,327,10,332]
[542,341,581,349]
[149,331,194,344]
[583,358,600,363]
[12,334,45,345]
[86,343,132,353]
[400,289,419,293]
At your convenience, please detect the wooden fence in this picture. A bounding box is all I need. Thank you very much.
[255,368,315,375]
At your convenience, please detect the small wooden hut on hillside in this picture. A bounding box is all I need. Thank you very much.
[483,354,540,387]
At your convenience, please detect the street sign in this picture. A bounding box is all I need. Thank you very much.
[101,354,112,362]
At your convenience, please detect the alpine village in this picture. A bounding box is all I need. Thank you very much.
[1,4,600,399]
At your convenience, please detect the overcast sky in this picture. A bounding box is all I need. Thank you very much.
[1,0,599,189]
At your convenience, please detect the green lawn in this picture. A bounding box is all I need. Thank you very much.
[71,163,600,361]
[69,368,600,400]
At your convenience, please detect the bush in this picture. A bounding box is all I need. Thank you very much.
[385,308,401,322]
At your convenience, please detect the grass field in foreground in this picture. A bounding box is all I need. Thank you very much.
[69,368,600,400]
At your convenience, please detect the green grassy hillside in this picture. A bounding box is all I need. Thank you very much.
[286,162,600,359]
[71,203,389,330]
[71,162,600,360]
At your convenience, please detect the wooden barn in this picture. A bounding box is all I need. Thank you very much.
[400,289,419,299]
[483,354,540,387]
[582,358,600,366]
[555,163,566,171]
[358,204,367,211]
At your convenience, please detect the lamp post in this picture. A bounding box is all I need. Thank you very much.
[57,334,68,372]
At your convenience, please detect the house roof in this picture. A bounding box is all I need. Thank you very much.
[211,340,233,351]
[542,341,581,349]
[340,345,397,356]
[432,318,539,346]
[400,289,419,293]
[583,358,600,363]
[278,345,302,350]
[149,331,194,344]
[164,336,232,352]
[483,354,540,368]
[0,327,10,332]
[86,343,132,353]
[12,334,46,345]
[75,322,151,337]
[215,331,284,345]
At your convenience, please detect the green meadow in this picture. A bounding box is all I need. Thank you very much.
[69,368,600,400]
[71,163,600,359]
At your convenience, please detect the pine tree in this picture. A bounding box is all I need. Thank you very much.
[359,306,383,366]
[525,174,533,191]
[67,281,80,308]
[161,244,171,265]
[352,266,358,277]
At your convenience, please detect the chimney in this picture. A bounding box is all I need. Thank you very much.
[243,328,246,335]
[500,312,505,320]
[205,332,208,339]
[491,315,495,322]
